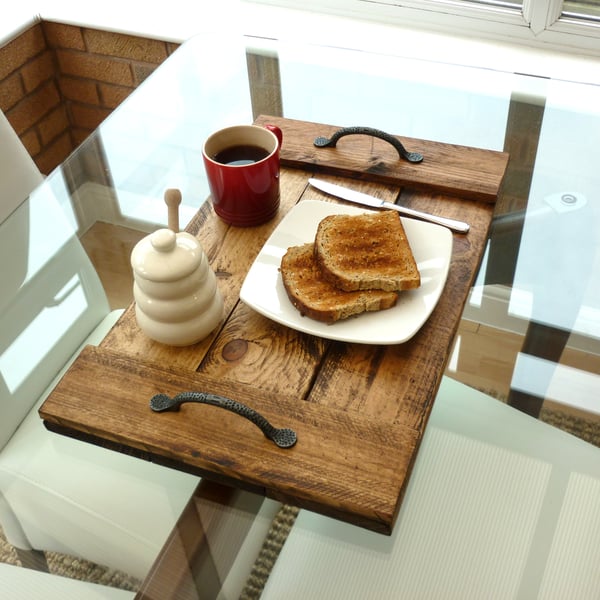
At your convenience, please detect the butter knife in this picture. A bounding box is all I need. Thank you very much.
[308,178,469,233]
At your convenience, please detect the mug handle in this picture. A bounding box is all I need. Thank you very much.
[265,124,283,149]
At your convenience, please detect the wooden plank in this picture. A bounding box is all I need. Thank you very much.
[255,115,509,203]
[293,183,493,433]
[196,175,402,394]
[40,345,418,533]
[99,168,311,371]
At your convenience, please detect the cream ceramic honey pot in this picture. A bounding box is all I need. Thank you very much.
[131,189,223,346]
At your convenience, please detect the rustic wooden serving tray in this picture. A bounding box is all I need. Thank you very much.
[40,116,508,534]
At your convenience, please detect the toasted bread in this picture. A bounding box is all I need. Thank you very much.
[314,210,420,292]
[280,243,398,323]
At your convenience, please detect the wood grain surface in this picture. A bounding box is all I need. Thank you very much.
[256,115,509,203]
[40,116,501,534]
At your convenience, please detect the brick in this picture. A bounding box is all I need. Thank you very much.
[21,50,56,92]
[71,127,92,147]
[7,80,61,134]
[20,128,42,156]
[43,22,86,51]
[38,104,70,145]
[34,131,74,175]
[59,75,100,104]
[83,29,168,63]
[98,82,132,109]
[69,102,111,130]
[132,63,157,86]
[56,49,134,86]
[166,42,181,56]
[0,24,47,80]
[0,71,25,112]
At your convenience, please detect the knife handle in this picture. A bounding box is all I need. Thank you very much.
[388,203,470,233]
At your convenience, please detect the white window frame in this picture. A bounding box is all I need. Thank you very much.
[248,0,600,56]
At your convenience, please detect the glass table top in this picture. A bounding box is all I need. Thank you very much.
[58,32,600,427]
[10,31,600,597]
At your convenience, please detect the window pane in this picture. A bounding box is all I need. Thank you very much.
[562,0,600,20]
[461,0,522,8]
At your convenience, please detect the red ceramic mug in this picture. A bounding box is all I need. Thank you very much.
[202,124,283,227]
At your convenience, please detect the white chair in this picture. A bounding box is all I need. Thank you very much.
[0,110,199,580]
[0,109,284,598]
[0,562,134,600]
[262,376,600,599]
[0,110,282,596]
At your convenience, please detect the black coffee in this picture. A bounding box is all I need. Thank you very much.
[213,144,270,166]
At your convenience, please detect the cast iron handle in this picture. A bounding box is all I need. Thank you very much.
[314,126,424,163]
[150,391,297,449]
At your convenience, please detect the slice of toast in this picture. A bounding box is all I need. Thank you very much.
[280,243,398,323]
[314,210,421,292]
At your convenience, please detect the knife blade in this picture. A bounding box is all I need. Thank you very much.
[308,178,469,233]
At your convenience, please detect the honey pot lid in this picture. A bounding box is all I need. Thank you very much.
[131,229,203,282]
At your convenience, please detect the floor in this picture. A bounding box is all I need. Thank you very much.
[81,220,600,443]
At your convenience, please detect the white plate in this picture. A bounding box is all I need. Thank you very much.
[240,200,453,345]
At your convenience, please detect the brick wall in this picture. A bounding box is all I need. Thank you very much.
[0,22,180,174]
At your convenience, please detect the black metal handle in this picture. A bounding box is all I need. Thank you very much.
[314,126,423,163]
[150,391,297,449]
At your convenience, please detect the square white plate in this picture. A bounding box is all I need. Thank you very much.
[240,200,453,344]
